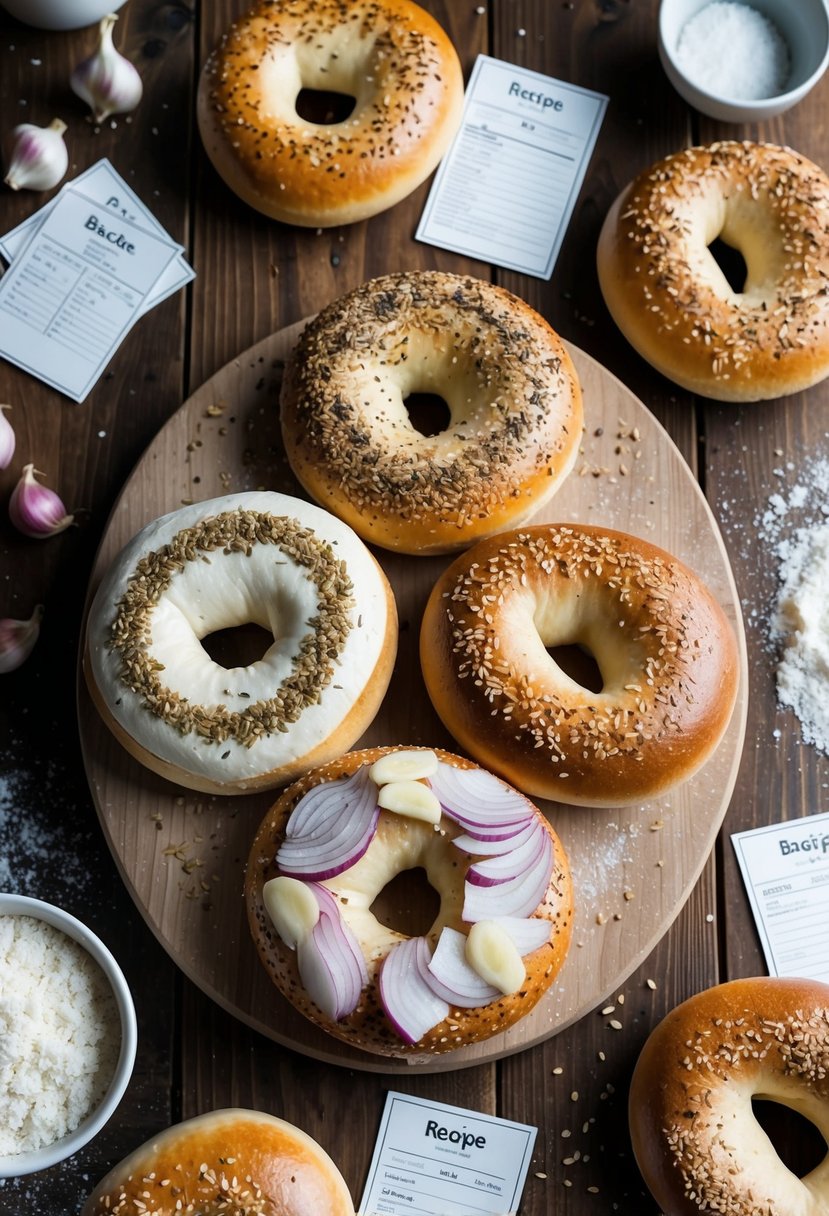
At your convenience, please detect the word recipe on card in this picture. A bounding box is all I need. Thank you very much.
[417,54,607,280]
[359,1091,536,1216]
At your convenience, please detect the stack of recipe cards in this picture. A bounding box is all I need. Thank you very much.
[0,159,194,403]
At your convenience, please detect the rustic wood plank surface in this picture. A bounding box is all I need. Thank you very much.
[1,0,828,1212]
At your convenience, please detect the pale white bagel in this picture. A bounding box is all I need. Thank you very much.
[280,272,584,554]
[81,1108,354,1216]
[629,977,829,1216]
[84,492,397,794]
[196,0,464,227]
[597,140,829,402]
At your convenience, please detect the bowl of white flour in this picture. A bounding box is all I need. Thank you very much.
[0,893,137,1177]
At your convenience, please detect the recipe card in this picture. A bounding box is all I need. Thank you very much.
[416,54,607,279]
[0,185,183,402]
[359,1092,536,1216]
[732,811,829,982]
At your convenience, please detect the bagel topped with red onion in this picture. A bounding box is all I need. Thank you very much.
[246,746,573,1056]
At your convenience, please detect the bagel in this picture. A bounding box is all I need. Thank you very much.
[280,271,584,554]
[597,140,829,401]
[81,1108,354,1215]
[83,492,397,795]
[196,0,464,227]
[246,746,573,1057]
[629,976,829,1216]
[420,523,740,806]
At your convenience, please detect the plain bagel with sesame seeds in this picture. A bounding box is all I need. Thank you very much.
[629,976,829,1216]
[196,0,463,227]
[420,523,740,806]
[279,272,584,554]
[83,492,397,796]
[81,1108,355,1215]
[597,141,829,402]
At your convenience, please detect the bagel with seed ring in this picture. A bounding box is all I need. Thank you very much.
[196,0,463,227]
[81,1108,354,1215]
[420,523,740,806]
[246,746,573,1057]
[280,271,584,554]
[83,492,397,795]
[629,976,829,1216]
[597,140,829,402]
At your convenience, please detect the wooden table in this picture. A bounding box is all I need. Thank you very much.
[1,2,827,1212]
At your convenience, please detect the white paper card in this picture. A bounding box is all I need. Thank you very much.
[732,811,829,982]
[416,54,607,279]
[358,1091,536,1216]
[0,187,183,402]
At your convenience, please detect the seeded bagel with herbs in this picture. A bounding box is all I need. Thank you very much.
[597,140,829,401]
[280,272,584,554]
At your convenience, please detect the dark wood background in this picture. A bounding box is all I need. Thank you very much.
[1,0,827,1212]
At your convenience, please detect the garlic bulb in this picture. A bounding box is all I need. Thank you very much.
[71,12,143,124]
[3,119,68,192]
[9,464,74,539]
[0,406,14,470]
[0,605,44,674]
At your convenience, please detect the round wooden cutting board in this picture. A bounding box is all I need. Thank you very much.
[78,322,748,1073]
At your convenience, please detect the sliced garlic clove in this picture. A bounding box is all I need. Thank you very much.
[465,920,527,996]
[377,779,442,824]
[369,748,439,786]
[262,875,319,949]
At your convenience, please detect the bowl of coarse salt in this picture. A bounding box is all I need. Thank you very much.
[0,893,137,1178]
[658,0,829,123]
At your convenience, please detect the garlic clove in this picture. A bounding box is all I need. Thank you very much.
[0,604,44,674]
[9,464,74,539]
[465,920,526,996]
[3,119,68,192]
[0,406,14,470]
[71,12,143,125]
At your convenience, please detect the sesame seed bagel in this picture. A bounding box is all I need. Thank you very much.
[420,524,740,806]
[81,1108,354,1215]
[83,492,397,796]
[246,746,573,1057]
[597,141,829,402]
[196,0,463,227]
[280,272,584,554]
[629,976,829,1216]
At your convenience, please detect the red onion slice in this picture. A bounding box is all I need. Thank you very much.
[425,927,501,1007]
[378,936,450,1045]
[490,916,552,955]
[429,763,536,828]
[277,767,380,881]
[463,831,553,921]
[453,818,540,856]
[295,886,368,1021]
[467,822,548,886]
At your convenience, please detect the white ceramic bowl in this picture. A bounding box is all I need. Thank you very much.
[0,893,138,1179]
[658,0,829,122]
[0,0,127,31]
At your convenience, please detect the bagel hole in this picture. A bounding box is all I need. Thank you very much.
[708,236,748,293]
[547,643,603,693]
[295,88,355,125]
[370,867,441,938]
[751,1099,828,1176]
[200,623,273,668]
[403,391,451,437]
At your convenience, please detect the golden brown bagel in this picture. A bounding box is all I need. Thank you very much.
[629,976,829,1216]
[197,0,463,227]
[280,271,583,554]
[420,523,739,806]
[246,746,573,1057]
[81,1109,354,1215]
[597,141,829,401]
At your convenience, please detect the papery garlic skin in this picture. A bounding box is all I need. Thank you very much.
[9,464,74,539]
[71,12,143,124]
[0,605,44,674]
[3,119,68,192]
[0,406,14,470]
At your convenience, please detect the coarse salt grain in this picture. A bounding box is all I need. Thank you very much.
[675,1,790,100]
[0,914,120,1156]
